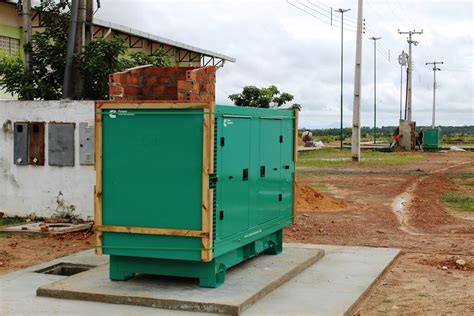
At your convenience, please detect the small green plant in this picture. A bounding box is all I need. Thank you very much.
[0,215,28,227]
[443,193,474,212]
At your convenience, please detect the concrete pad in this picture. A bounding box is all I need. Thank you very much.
[1,244,400,315]
[37,247,324,315]
[0,221,92,235]
[244,244,401,315]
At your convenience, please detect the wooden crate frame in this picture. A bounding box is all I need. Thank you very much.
[94,101,215,262]
[292,109,299,224]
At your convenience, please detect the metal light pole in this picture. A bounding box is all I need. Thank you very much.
[369,37,381,144]
[425,61,443,128]
[398,51,408,120]
[335,8,351,150]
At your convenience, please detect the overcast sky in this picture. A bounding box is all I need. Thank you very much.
[97,0,473,128]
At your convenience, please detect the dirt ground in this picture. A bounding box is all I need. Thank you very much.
[0,231,94,275]
[0,151,472,314]
[288,151,474,315]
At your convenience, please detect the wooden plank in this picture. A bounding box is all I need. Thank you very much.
[95,225,207,238]
[201,101,215,262]
[293,109,299,163]
[94,104,103,255]
[293,109,299,224]
[97,101,209,110]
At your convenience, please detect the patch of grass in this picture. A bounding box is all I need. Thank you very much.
[0,216,28,227]
[446,172,474,179]
[298,169,429,176]
[297,148,425,169]
[464,181,474,187]
[443,193,474,212]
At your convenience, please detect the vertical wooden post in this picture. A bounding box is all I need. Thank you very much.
[201,101,215,262]
[94,103,103,255]
[292,109,299,224]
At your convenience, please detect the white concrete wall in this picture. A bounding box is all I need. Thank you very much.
[0,100,95,220]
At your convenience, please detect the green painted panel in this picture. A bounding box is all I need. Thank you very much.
[102,109,203,231]
[280,118,294,218]
[256,118,282,224]
[219,116,251,238]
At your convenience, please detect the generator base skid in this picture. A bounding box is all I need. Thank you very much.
[109,229,283,288]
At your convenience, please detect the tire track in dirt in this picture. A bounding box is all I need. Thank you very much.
[391,160,472,235]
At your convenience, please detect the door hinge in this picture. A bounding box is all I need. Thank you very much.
[220,137,225,147]
[219,210,224,220]
[278,193,282,202]
[279,135,283,143]
[260,165,266,177]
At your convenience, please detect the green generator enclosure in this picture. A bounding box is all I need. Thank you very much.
[94,101,298,287]
[423,128,443,152]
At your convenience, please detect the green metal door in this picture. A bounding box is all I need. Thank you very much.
[256,118,282,224]
[219,116,251,238]
[101,109,204,260]
[280,119,294,218]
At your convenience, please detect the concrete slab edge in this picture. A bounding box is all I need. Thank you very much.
[239,249,325,314]
[344,249,402,316]
[36,249,325,315]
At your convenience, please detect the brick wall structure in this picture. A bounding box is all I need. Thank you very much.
[109,65,216,102]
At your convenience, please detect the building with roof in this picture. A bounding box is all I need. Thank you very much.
[0,0,235,99]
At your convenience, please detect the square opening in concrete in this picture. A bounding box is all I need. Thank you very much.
[35,263,96,276]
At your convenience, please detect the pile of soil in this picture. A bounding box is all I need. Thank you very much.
[296,182,346,212]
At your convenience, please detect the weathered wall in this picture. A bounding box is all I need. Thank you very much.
[0,100,95,220]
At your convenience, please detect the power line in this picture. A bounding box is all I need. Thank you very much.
[306,0,358,26]
[286,0,356,32]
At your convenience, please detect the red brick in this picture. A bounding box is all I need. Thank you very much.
[127,76,139,85]
[109,85,123,95]
[143,76,156,86]
[152,86,166,95]
[177,81,194,91]
[157,76,170,84]
[143,67,164,75]
[123,86,140,96]
[165,86,178,97]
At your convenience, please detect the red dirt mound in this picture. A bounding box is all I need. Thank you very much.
[296,182,346,212]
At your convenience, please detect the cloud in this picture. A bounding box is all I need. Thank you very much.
[97,0,474,128]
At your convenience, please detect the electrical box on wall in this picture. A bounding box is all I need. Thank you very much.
[79,122,94,165]
[95,101,298,288]
[14,122,28,165]
[48,123,75,166]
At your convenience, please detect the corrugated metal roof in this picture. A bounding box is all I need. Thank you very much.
[94,18,235,63]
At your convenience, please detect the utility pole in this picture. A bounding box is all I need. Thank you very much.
[21,0,32,70]
[85,0,94,44]
[425,61,443,128]
[335,8,351,151]
[398,29,423,122]
[398,50,408,120]
[351,0,363,162]
[369,36,381,144]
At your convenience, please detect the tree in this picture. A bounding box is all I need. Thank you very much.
[228,85,301,109]
[0,0,173,100]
